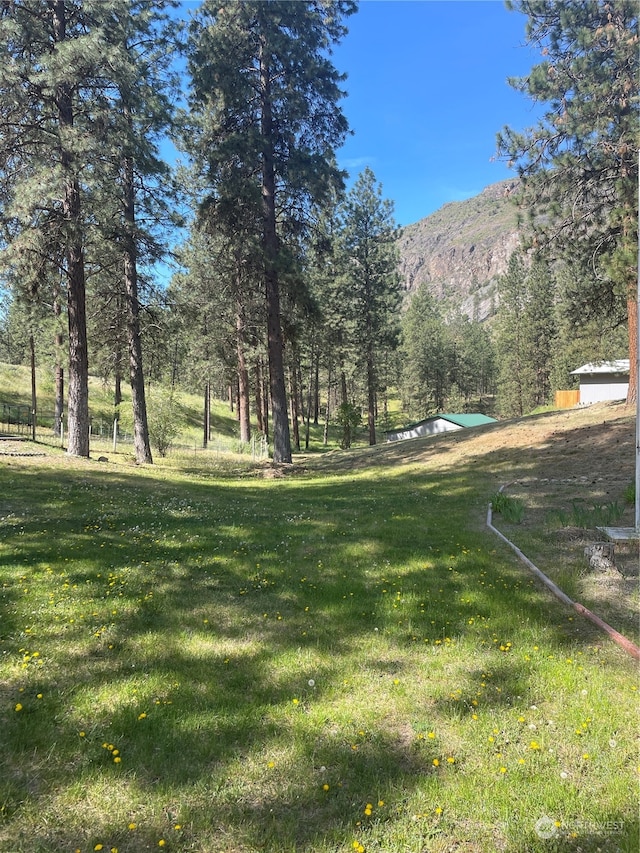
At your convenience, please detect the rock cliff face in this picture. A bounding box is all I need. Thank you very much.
[397,180,522,321]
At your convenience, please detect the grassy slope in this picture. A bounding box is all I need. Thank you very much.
[0,362,403,452]
[0,387,638,852]
[0,362,257,446]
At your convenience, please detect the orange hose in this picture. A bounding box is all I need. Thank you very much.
[487,503,640,661]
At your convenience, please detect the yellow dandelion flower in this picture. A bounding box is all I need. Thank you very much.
[128,823,137,831]
[432,758,440,767]
[113,756,122,763]
[94,846,104,852]
[378,800,385,807]
[435,806,443,815]
[529,741,541,750]
[15,703,23,712]
[174,825,182,830]
[158,842,166,848]
[446,756,455,764]
[499,766,507,774]
[322,783,330,791]
[427,731,435,739]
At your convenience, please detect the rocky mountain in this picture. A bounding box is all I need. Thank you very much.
[397,179,523,321]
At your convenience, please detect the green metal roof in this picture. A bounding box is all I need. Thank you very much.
[437,413,497,428]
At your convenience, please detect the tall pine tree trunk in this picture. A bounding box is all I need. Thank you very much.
[236,300,251,444]
[260,37,291,463]
[366,348,376,446]
[53,1,89,458]
[313,357,320,425]
[340,368,348,406]
[255,359,265,435]
[123,140,153,464]
[114,370,122,411]
[29,329,37,442]
[323,365,332,446]
[627,294,637,406]
[304,353,314,450]
[289,361,301,453]
[261,357,269,440]
[203,382,210,448]
[53,283,64,437]
[64,201,89,457]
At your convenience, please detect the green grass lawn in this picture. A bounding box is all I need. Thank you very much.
[0,438,638,853]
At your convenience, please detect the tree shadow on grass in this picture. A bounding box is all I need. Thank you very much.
[0,434,637,852]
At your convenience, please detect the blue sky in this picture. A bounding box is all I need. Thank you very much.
[332,0,542,225]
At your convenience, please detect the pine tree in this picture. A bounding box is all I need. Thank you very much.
[0,1,106,455]
[173,211,265,445]
[103,1,178,464]
[184,0,356,463]
[551,251,629,390]
[338,168,401,444]
[447,312,496,406]
[498,0,639,402]
[494,252,558,416]
[0,1,177,456]
[401,284,452,416]
[525,257,557,407]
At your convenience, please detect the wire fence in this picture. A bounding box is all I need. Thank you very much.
[0,401,270,461]
[169,433,269,461]
[1,402,35,436]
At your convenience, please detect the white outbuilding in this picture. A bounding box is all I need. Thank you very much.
[385,413,497,443]
[570,360,630,404]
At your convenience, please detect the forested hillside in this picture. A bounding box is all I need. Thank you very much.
[397,180,521,320]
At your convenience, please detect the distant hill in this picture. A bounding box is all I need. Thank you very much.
[397,179,523,321]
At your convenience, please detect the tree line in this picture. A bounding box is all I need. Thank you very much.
[0,1,637,462]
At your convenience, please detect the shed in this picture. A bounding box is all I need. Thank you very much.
[570,360,629,405]
[385,413,497,443]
